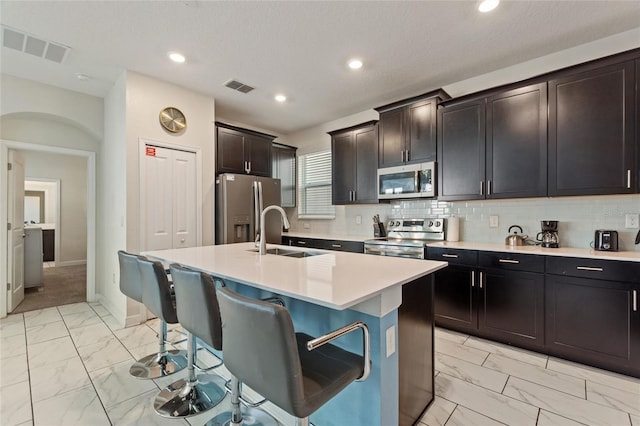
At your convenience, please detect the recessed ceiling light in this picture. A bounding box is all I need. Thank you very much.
[348,59,363,70]
[275,94,287,102]
[168,52,186,63]
[478,0,499,12]
[75,73,90,81]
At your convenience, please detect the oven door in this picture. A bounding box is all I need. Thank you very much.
[364,242,425,259]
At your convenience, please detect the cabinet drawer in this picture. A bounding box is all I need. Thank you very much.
[324,240,364,253]
[479,252,545,273]
[426,247,477,266]
[546,256,640,283]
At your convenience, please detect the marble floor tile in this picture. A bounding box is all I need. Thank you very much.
[102,313,125,331]
[464,336,548,368]
[61,309,101,330]
[128,341,163,363]
[0,353,28,388]
[0,313,24,325]
[446,405,506,426]
[537,409,589,426]
[69,321,113,348]
[89,359,158,409]
[27,335,78,369]
[76,336,133,372]
[23,307,62,328]
[503,376,630,426]
[89,303,110,318]
[0,333,26,359]
[434,336,489,365]
[32,385,110,426]
[30,356,90,402]
[58,302,93,316]
[435,352,508,393]
[418,396,456,426]
[0,380,32,426]
[547,357,640,394]
[435,373,538,425]
[0,316,25,338]
[586,380,640,417]
[483,353,586,398]
[630,413,640,426]
[434,327,469,345]
[107,389,189,426]
[113,323,160,350]
[25,320,69,345]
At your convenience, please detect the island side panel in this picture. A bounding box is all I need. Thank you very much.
[224,280,400,426]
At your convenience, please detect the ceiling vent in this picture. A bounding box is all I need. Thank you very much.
[224,79,255,94]
[2,26,69,64]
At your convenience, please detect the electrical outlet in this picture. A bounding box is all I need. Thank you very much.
[356,215,362,225]
[625,213,639,228]
[489,215,499,228]
[386,326,396,358]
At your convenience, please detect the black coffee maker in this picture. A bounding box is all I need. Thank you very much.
[537,220,559,248]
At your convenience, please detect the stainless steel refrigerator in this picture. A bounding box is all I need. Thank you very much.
[216,174,283,245]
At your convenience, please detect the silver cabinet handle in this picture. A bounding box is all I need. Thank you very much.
[499,259,520,264]
[576,266,603,272]
[401,150,404,162]
[487,180,491,195]
[297,240,306,245]
[633,290,637,312]
[405,150,409,162]
[331,244,342,248]
[480,181,484,196]
[247,161,251,174]
[479,271,483,289]
[627,170,632,189]
[471,270,475,288]
[442,254,458,258]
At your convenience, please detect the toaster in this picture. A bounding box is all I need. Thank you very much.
[594,230,619,251]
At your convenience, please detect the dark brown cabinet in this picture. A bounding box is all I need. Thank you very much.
[281,235,364,253]
[330,121,378,205]
[548,60,636,195]
[272,144,297,208]
[376,92,447,168]
[216,122,274,177]
[438,83,547,201]
[42,229,55,262]
[545,257,640,377]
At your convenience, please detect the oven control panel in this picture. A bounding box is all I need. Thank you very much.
[387,218,444,234]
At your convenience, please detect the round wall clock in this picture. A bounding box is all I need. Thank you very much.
[159,107,187,133]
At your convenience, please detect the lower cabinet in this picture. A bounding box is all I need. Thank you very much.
[281,235,364,253]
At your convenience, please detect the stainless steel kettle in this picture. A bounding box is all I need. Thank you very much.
[505,225,528,246]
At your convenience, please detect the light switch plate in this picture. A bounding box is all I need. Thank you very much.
[303,222,311,229]
[489,215,499,228]
[356,215,362,225]
[386,326,396,358]
[625,213,639,228]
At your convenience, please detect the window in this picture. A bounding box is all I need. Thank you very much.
[297,150,335,219]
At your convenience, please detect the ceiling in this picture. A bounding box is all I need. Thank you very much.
[1,1,639,135]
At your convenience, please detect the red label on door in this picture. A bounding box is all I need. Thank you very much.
[146,147,156,156]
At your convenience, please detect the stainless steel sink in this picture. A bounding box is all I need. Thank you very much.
[249,248,324,258]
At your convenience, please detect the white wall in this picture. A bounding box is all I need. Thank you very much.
[22,151,87,264]
[25,181,56,224]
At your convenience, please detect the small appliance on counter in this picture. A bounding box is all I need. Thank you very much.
[372,214,386,237]
[594,230,619,251]
[505,225,528,246]
[536,220,559,248]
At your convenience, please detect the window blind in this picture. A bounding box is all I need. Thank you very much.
[297,150,335,219]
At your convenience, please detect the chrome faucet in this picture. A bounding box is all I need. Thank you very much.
[259,205,291,255]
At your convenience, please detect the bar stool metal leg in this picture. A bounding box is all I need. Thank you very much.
[206,375,278,426]
[154,332,226,418]
[129,320,188,379]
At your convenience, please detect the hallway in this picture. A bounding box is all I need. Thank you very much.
[12,265,86,314]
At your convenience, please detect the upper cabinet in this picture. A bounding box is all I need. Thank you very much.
[216,122,274,177]
[375,91,449,168]
[548,60,636,196]
[272,143,297,208]
[330,121,378,205]
[438,83,547,201]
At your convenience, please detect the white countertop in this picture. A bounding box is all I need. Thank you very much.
[144,242,447,313]
[427,241,640,262]
[283,232,372,243]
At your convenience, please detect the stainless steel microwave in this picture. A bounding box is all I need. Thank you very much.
[377,161,436,200]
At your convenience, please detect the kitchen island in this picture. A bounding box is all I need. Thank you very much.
[144,242,447,426]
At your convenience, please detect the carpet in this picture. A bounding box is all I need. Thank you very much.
[12,264,87,314]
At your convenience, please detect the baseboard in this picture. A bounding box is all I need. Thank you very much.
[55,260,87,267]
[95,293,126,329]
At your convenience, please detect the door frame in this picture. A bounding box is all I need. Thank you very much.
[24,178,61,266]
[1,139,96,318]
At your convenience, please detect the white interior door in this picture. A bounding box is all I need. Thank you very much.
[7,150,25,312]
[143,145,196,251]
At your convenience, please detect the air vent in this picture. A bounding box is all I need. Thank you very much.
[2,26,69,64]
[224,79,255,94]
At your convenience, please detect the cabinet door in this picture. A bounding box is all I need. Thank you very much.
[406,100,437,164]
[354,126,378,203]
[486,83,547,199]
[546,275,639,375]
[332,131,355,205]
[217,127,246,174]
[437,100,486,201]
[378,108,405,168]
[549,61,635,195]
[479,269,544,348]
[246,135,272,177]
[433,265,477,332]
[272,146,296,208]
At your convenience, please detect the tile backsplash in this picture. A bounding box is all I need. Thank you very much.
[286,194,640,252]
